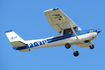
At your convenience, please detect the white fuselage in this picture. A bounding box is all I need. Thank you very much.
[24,32,97,49]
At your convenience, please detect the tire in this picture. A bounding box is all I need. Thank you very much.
[73,51,79,57]
[65,43,71,49]
[89,44,94,49]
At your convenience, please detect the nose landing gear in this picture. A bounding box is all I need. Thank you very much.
[89,44,94,49]
[89,41,94,49]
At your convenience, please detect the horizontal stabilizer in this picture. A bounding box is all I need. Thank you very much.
[19,49,30,52]
[10,41,27,47]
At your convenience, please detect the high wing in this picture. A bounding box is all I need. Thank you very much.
[44,8,77,31]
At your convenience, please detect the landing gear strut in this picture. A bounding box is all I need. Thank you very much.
[71,46,79,57]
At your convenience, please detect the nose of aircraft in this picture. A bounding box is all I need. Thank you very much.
[96,29,101,34]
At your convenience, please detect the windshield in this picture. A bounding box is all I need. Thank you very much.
[54,31,62,37]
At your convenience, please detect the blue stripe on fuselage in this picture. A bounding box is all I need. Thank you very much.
[13,29,97,50]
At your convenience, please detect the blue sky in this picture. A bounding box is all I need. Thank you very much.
[0,0,105,70]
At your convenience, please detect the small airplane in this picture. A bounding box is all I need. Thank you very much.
[5,8,101,57]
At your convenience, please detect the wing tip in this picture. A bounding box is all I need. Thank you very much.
[53,8,59,11]
[44,8,59,13]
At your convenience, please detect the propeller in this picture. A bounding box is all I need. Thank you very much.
[96,29,101,38]
[96,29,101,34]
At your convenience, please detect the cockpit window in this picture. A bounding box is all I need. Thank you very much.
[65,29,73,35]
[63,27,77,35]
[63,27,78,35]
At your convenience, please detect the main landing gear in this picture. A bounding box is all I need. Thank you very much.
[65,43,71,49]
[65,43,79,57]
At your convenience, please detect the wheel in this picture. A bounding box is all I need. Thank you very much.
[73,51,79,57]
[65,43,71,49]
[89,44,94,49]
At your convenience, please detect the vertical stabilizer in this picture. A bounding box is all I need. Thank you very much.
[5,30,26,47]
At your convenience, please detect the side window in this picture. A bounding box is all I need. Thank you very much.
[64,29,73,35]
[65,29,70,35]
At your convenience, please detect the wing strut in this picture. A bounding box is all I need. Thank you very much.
[69,23,78,39]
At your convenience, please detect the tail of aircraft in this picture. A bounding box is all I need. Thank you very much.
[5,29,27,47]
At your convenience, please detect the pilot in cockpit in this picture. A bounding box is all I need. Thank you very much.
[69,29,73,34]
